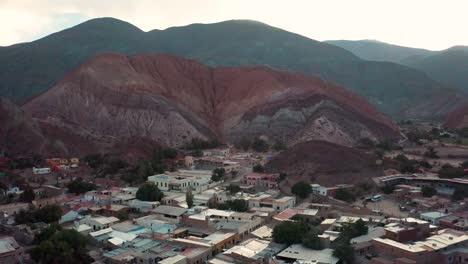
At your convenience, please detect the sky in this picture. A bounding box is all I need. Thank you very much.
[1,0,467,50]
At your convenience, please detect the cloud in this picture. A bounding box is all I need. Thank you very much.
[1,0,468,50]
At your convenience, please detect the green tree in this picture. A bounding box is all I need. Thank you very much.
[19,188,36,203]
[239,137,251,151]
[67,178,96,195]
[272,141,286,151]
[291,181,312,199]
[162,148,178,159]
[252,137,269,152]
[334,188,355,203]
[136,183,164,202]
[279,172,287,182]
[333,240,355,264]
[227,199,248,212]
[380,185,395,194]
[186,188,194,208]
[226,184,241,195]
[302,227,323,249]
[252,164,265,173]
[452,187,468,201]
[211,168,226,182]
[422,186,437,197]
[29,229,92,264]
[207,193,219,208]
[191,149,203,157]
[424,146,439,158]
[34,204,63,223]
[273,221,309,245]
[35,224,63,243]
[354,219,368,236]
[137,161,154,182]
[117,211,129,221]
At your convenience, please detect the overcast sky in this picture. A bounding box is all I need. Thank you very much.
[1,0,467,50]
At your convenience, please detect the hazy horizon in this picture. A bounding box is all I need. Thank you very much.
[2,0,468,50]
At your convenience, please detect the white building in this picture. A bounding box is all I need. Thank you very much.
[32,167,51,175]
[79,215,119,231]
[148,171,211,193]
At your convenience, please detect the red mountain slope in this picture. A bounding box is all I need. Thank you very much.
[23,53,400,150]
[443,103,468,129]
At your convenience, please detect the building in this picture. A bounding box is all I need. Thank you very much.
[273,208,319,222]
[148,171,211,193]
[372,229,468,264]
[193,157,240,172]
[222,238,284,263]
[420,211,449,225]
[79,215,120,231]
[0,203,29,216]
[152,205,188,223]
[243,173,279,188]
[276,245,339,264]
[438,214,468,231]
[0,236,24,264]
[248,196,296,211]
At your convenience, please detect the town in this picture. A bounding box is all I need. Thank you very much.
[0,129,467,264]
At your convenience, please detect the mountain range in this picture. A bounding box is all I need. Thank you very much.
[12,53,400,156]
[327,40,468,93]
[0,18,465,120]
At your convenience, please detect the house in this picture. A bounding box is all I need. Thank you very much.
[243,173,279,188]
[273,208,319,222]
[79,215,120,231]
[438,214,468,231]
[276,245,339,264]
[420,211,449,225]
[0,236,24,264]
[148,171,211,193]
[152,205,188,223]
[372,229,468,264]
[248,196,296,211]
[222,238,284,263]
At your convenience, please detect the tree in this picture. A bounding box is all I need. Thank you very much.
[251,137,269,152]
[230,170,238,178]
[291,181,312,199]
[273,221,309,245]
[35,224,63,243]
[211,168,226,182]
[19,188,36,203]
[207,193,219,208]
[333,240,355,264]
[302,227,323,250]
[279,172,287,182]
[191,149,203,157]
[117,211,129,221]
[186,189,194,208]
[452,187,468,201]
[67,178,96,195]
[29,229,92,264]
[272,141,286,151]
[136,183,164,202]
[419,160,432,169]
[227,199,248,212]
[380,185,395,195]
[162,148,178,159]
[354,219,368,236]
[226,184,241,195]
[239,137,251,151]
[394,154,409,163]
[422,186,437,197]
[137,161,154,182]
[424,146,439,158]
[34,204,63,223]
[252,164,264,173]
[334,188,355,203]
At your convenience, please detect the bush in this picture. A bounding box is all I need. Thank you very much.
[252,164,265,173]
[211,168,226,182]
[335,188,355,203]
[67,178,96,195]
[279,172,287,182]
[422,186,437,197]
[302,227,323,250]
[226,184,241,195]
[136,183,164,202]
[272,141,286,151]
[424,146,439,158]
[380,185,395,194]
[273,221,309,245]
[252,137,269,152]
[291,181,312,199]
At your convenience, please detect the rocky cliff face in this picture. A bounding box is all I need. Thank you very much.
[0,98,46,155]
[23,53,400,151]
[443,103,468,129]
